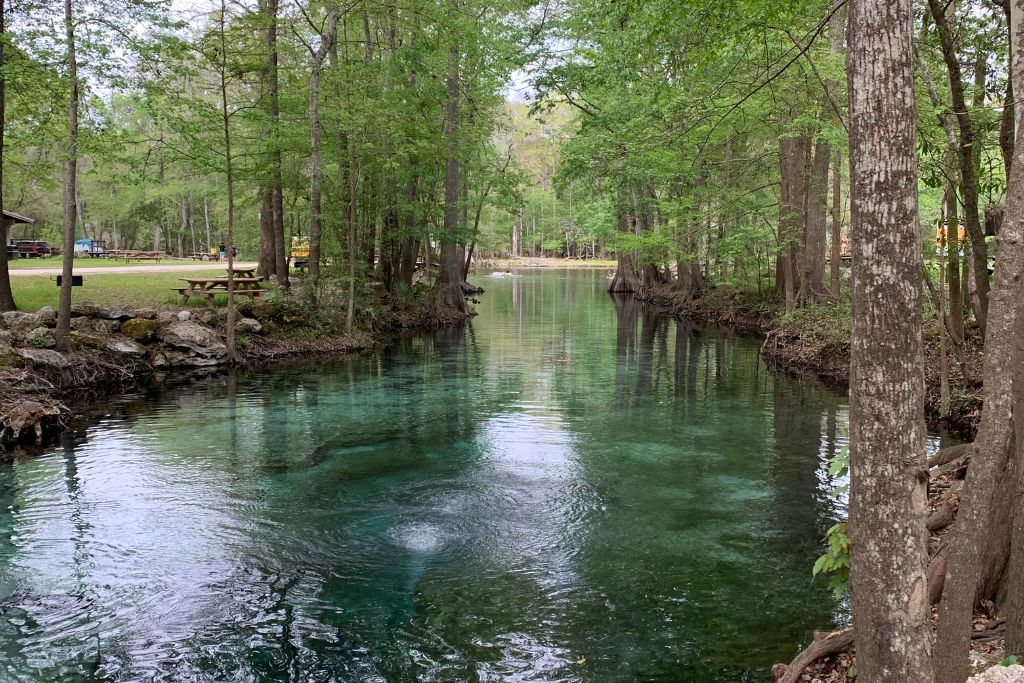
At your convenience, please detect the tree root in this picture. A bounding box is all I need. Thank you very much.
[772,628,855,683]
[929,443,972,469]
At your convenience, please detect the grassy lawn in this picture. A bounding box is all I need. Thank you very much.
[7,256,210,269]
[11,270,228,311]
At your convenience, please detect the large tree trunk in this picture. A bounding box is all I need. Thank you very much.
[304,10,338,302]
[218,0,237,361]
[829,150,842,298]
[0,0,13,313]
[258,191,275,276]
[55,0,79,352]
[1008,305,1024,653]
[266,0,287,288]
[846,1,934,680]
[778,134,807,312]
[608,209,640,293]
[436,8,469,316]
[802,140,831,302]
[947,180,965,344]
[934,1,1024,674]
[928,0,990,333]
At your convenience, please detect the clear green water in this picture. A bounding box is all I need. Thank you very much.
[0,270,950,681]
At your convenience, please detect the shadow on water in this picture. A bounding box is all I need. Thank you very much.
[0,271,959,682]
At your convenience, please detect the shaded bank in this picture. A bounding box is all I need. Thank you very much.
[636,283,982,437]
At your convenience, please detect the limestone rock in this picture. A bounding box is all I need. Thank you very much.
[2,311,39,331]
[198,309,220,327]
[968,665,1024,683]
[157,321,227,364]
[176,310,191,322]
[70,317,118,334]
[102,305,134,321]
[71,302,103,318]
[25,327,55,349]
[235,317,263,334]
[163,349,225,367]
[133,308,158,320]
[15,348,69,369]
[148,349,169,368]
[120,318,160,343]
[36,306,57,327]
[251,299,278,320]
[105,336,146,357]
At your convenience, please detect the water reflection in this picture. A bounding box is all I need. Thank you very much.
[0,271,951,681]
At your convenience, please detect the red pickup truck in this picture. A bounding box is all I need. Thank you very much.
[10,240,52,258]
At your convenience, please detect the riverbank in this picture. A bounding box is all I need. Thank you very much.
[0,288,458,453]
[474,256,617,270]
[636,283,983,437]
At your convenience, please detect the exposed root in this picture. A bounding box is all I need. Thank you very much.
[772,628,855,683]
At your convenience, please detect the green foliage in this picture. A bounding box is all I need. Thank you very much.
[813,445,850,599]
[1000,655,1021,667]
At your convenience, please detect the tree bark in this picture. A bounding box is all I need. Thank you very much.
[436,2,469,315]
[267,0,287,288]
[935,0,1024,673]
[304,9,339,301]
[608,209,640,293]
[847,1,934,680]
[830,150,842,298]
[218,0,237,361]
[0,0,13,313]
[55,0,79,352]
[778,134,806,312]
[1008,305,1024,653]
[803,140,831,302]
[927,0,990,333]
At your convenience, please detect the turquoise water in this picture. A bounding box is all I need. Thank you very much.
[0,270,949,681]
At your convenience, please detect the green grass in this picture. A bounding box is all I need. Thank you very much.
[7,256,212,269]
[11,270,228,311]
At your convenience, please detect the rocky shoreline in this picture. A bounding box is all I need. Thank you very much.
[0,300,376,453]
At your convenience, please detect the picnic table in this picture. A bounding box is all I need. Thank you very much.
[173,272,266,304]
[191,252,219,261]
[108,249,167,262]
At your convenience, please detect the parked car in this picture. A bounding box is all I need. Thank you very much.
[12,240,51,258]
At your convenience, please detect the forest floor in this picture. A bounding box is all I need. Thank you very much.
[636,283,983,437]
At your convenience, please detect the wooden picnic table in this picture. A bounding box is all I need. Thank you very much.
[227,266,258,278]
[173,275,266,304]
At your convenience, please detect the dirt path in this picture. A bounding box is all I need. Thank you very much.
[9,261,259,277]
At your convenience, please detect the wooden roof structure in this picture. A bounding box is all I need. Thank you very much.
[2,209,34,225]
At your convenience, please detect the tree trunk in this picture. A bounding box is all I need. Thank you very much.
[55,0,79,352]
[927,0,990,333]
[203,197,212,254]
[803,140,831,302]
[267,0,287,289]
[935,1,1024,673]
[218,0,237,361]
[1007,304,1024,653]
[305,10,339,301]
[847,1,934,680]
[830,150,842,298]
[947,182,965,344]
[778,134,806,312]
[0,0,13,313]
[436,4,469,315]
[608,209,640,293]
[258,191,275,276]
